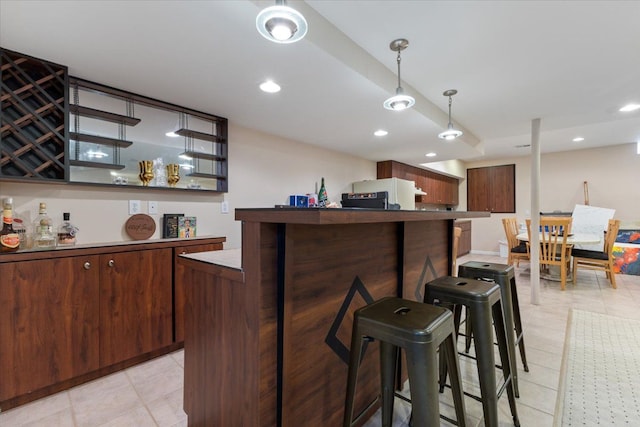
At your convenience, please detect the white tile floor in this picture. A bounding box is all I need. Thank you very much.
[2,253,639,427]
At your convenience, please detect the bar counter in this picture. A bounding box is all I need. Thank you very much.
[178,208,489,427]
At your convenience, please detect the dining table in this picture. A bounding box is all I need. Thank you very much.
[515,232,602,246]
[515,232,602,282]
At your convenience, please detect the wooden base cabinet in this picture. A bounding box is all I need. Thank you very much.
[0,236,224,410]
[173,241,225,343]
[99,249,173,366]
[0,256,100,402]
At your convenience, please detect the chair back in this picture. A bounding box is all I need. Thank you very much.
[502,217,520,250]
[604,219,621,256]
[538,217,572,266]
[452,226,462,276]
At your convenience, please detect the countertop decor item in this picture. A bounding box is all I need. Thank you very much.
[125,214,156,240]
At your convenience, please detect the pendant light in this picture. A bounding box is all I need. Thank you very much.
[438,89,463,140]
[383,39,415,111]
[256,0,308,44]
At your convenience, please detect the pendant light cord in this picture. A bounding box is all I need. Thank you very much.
[396,51,402,89]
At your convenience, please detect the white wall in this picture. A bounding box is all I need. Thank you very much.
[0,123,376,249]
[460,143,640,254]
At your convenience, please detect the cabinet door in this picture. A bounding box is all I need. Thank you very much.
[0,256,100,401]
[173,242,224,342]
[99,248,173,366]
[490,164,515,212]
[467,167,491,211]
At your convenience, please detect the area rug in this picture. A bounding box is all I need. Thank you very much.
[554,309,640,426]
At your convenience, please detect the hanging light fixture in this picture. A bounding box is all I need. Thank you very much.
[256,0,308,44]
[383,38,415,111]
[438,89,463,140]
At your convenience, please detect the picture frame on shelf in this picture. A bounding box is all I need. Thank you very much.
[163,213,184,238]
[178,216,197,239]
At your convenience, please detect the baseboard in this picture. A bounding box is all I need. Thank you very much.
[469,250,503,257]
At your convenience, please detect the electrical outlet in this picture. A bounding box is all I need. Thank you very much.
[148,201,158,214]
[221,201,229,214]
[129,200,141,215]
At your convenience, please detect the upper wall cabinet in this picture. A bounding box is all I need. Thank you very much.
[0,47,68,181]
[69,78,228,192]
[467,164,515,213]
[377,160,459,206]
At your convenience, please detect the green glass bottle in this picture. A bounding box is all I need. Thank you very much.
[318,177,328,208]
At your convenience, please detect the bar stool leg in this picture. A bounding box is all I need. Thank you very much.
[380,341,397,427]
[439,304,463,393]
[443,334,467,427]
[470,303,499,427]
[497,280,520,398]
[404,345,440,427]
[343,320,364,427]
[510,277,529,372]
[492,301,520,427]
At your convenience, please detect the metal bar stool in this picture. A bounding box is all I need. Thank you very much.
[458,261,529,397]
[425,276,520,427]
[343,297,466,427]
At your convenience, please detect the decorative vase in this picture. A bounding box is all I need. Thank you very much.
[166,163,180,188]
[138,160,154,186]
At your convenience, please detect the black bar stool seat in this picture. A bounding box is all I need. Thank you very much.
[458,261,529,397]
[343,297,466,427]
[425,276,520,427]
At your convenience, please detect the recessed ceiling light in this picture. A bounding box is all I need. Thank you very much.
[259,80,281,93]
[425,152,437,157]
[619,103,640,112]
[573,137,585,142]
[374,129,388,137]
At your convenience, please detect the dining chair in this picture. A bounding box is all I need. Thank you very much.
[526,217,573,290]
[572,219,620,289]
[502,217,529,267]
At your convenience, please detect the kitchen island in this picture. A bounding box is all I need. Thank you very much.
[178,208,489,427]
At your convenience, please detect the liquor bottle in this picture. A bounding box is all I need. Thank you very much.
[32,202,56,248]
[57,212,79,246]
[0,198,20,252]
[318,177,328,208]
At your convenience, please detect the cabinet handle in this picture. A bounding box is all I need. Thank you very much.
[84,262,91,270]
[108,259,115,267]
[181,251,187,255]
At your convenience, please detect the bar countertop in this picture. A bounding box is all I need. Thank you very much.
[235,207,489,224]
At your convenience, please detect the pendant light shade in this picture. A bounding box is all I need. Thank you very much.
[438,89,463,140]
[256,0,308,44]
[383,39,415,111]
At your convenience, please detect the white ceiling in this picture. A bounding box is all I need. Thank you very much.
[2,0,639,169]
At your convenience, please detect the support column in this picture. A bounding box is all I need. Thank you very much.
[530,118,541,304]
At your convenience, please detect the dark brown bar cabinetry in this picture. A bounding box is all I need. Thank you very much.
[0,236,224,411]
[180,209,489,426]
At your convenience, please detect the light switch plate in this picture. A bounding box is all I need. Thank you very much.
[129,200,141,215]
[221,201,229,214]
[148,201,158,214]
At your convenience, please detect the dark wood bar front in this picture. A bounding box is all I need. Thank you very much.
[179,208,489,426]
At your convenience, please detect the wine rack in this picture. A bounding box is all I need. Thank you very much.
[0,48,68,180]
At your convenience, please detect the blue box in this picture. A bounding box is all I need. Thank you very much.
[289,195,309,208]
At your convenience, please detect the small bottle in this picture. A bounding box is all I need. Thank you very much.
[57,212,79,246]
[318,177,328,208]
[0,198,20,252]
[32,202,56,248]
